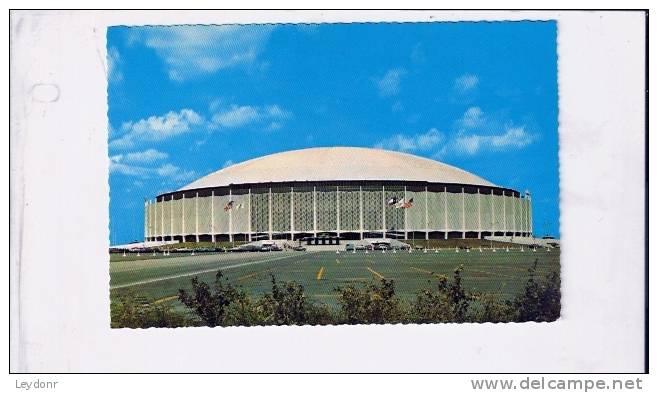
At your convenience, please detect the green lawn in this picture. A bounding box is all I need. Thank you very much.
[110,248,560,310]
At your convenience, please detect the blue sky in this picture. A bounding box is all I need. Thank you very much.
[108,21,559,245]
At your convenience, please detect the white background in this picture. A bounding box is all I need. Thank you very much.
[8,9,647,374]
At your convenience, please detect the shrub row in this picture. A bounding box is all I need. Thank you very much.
[111,259,560,328]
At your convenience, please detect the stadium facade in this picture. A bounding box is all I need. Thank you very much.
[144,147,532,242]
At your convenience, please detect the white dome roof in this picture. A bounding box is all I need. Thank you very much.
[180,147,496,191]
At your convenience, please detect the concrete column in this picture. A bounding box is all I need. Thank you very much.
[336,185,340,237]
[160,197,164,241]
[527,192,533,237]
[195,192,199,243]
[211,190,215,242]
[503,190,507,235]
[144,200,148,241]
[290,187,295,240]
[424,186,429,240]
[153,200,157,241]
[181,193,185,242]
[313,186,317,236]
[228,189,233,243]
[359,185,364,240]
[461,187,466,239]
[381,185,386,239]
[477,188,482,238]
[402,186,407,240]
[490,189,495,235]
[170,195,174,241]
[520,196,525,236]
[512,192,516,237]
[268,187,272,240]
[247,189,252,242]
[443,186,448,240]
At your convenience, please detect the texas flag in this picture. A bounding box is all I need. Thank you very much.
[224,200,244,211]
[386,196,400,206]
[395,198,414,209]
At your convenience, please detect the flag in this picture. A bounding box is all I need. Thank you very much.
[224,200,234,211]
[387,196,399,206]
[395,198,414,209]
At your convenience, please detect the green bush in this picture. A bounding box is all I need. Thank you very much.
[411,265,480,323]
[334,278,408,324]
[256,275,310,325]
[113,260,561,327]
[111,291,190,328]
[510,259,561,322]
[473,293,516,323]
[178,271,252,327]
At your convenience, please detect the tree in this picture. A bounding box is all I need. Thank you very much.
[257,275,310,325]
[178,271,246,327]
[511,259,561,322]
[335,278,407,324]
[111,290,190,328]
[412,265,479,323]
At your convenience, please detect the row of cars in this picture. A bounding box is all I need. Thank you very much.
[112,242,306,255]
[227,243,283,252]
[227,242,307,252]
[344,242,412,252]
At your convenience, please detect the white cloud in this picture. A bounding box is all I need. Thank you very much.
[266,122,282,131]
[375,128,445,153]
[454,74,479,91]
[374,106,536,158]
[452,107,536,155]
[210,104,291,129]
[110,109,204,149]
[110,160,196,183]
[125,149,169,163]
[110,149,169,164]
[454,126,534,155]
[107,46,123,83]
[138,25,274,81]
[109,162,150,177]
[410,43,425,63]
[490,127,535,149]
[459,106,485,129]
[375,68,406,97]
[155,163,197,182]
[212,105,260,128]
[208,98,225,113]
[222,160,234,168]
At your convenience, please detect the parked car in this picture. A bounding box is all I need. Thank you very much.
[260,244,282,252]
[345,243,355,251]
[355,244,367,251]
[292,245,306,251]
[229,244,260,252]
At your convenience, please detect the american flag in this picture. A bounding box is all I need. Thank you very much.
[224,200,244,211]
[395,198,414,209]
[386,196,400,206]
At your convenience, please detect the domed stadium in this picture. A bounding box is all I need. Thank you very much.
[144,147,532,242]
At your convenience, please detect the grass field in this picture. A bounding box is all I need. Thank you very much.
[110,248,560,311]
